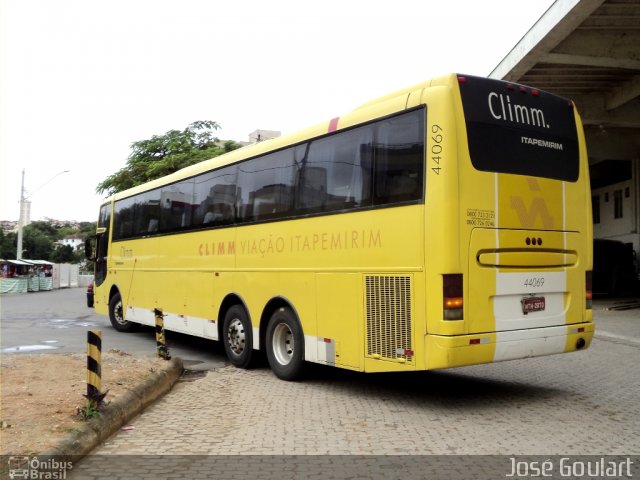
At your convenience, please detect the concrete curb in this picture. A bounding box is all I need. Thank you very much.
[39,357,184,461]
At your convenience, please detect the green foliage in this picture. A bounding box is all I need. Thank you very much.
[0,221,95,261]
[50,244,78,263]
[77,400,101,420]
[27,221,60,238]
[78,222,98,234]
[22,227,53,259]
[224,140,243,152]
[77,388,109,421]
[96,120,243,195]
[0,230,16,259]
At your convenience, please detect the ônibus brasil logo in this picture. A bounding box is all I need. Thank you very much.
[7,456,72,479]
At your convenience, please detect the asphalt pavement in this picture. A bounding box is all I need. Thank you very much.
[0,288,225,370]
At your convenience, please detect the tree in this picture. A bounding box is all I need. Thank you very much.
[0,230,16,259]
[0,221,94,262]
[78,222,97,235]
[0,226,51,260]
[223,140,243,152]
[51,244,79,263]
[96,121,242,195]
[28,221,60,239]
[22,227,53,259]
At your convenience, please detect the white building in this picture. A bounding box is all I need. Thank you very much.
[248,129,281,144]
[58,235,84,251]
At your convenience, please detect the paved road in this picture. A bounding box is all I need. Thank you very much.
[2,289,639,478]
[77,314,640,478]
[88,333,640,454]
[0,288,225,370]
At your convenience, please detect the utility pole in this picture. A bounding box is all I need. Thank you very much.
[16,169,26,260]
[15,169,69,260]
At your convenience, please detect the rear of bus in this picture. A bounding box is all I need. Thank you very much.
[425,74,593,369]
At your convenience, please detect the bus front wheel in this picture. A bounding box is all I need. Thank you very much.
[109,292,136,332]
[222,305,253,368]
[266,307,305,381]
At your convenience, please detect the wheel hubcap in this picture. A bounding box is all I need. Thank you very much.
[114,301,125,325]
[272,323,294,365]
[227,318,245,356]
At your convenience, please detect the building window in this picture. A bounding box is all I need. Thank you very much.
[614,190,623,219]
[592,195,600,224]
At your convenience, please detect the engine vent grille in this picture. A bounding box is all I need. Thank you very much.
[365,275,413,363]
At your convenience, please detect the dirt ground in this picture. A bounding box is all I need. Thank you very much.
[1,350,167,455]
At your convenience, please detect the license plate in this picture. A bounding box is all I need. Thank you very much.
[521,296,545,314]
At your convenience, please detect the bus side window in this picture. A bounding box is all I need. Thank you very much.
[193,165,238,226]
[159,179,194,232]
[297,167,327,212]
[203,184,237,225]
[303,125,373,213]
[148,218,159,232]
[388,169,420,200]
[237,149,296,223]
[113,197,135,240]
[374,109,425,205]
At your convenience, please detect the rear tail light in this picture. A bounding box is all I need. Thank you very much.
[586,271,592,309]
[443,274,463,320]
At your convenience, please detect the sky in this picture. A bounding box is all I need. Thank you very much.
[0,0,555,223]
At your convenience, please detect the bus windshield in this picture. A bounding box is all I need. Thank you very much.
[458,74,579,182]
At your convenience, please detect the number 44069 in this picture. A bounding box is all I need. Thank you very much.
[524,277,545,288]
[431,124,443,175]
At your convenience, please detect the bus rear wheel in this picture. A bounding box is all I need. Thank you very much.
[266,307,305,381]
[223,305,253,368]
[109,292,136,332]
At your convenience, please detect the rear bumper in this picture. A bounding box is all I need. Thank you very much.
[425,322,594,370]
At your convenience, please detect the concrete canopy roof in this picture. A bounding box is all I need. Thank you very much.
[490,0,640,163]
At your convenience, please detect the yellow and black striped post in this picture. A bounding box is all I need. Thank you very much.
[154,309,171,360]
[87,330,102,400]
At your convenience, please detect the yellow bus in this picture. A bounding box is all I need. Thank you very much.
[87,73,594,380]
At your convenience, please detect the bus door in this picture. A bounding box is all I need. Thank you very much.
[87,203,112,307]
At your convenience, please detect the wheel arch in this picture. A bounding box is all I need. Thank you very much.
[108,285,120,303]
[217,293,250,340]
[259,296,301,353]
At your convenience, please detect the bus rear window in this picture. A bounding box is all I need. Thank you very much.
[458,74,579,182]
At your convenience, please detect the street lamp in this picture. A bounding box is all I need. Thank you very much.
[16,169,70,259]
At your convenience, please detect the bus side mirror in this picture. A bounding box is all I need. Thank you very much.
[86,228,106,261]
[85,236,97,261]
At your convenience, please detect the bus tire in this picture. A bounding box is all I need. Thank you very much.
[223,305,253,368]
[266,307,305,381]
[109,292,136,332]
